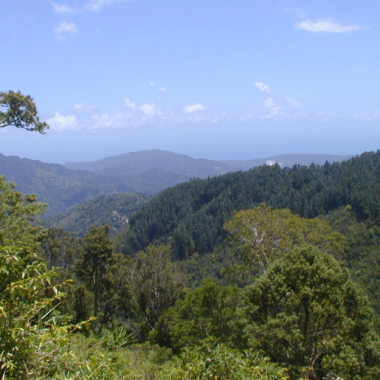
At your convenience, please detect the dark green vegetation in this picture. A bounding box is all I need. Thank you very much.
[3,150,380,379]
[117,151,380,261]
[44,192,150,236]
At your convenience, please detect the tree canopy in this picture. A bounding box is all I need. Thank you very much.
[241,244,380,379]
[0,90,49,133]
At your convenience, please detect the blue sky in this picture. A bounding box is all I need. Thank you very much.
[1,0,379,163]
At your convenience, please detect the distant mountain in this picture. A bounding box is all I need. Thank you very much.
[44,192,151,236]
[220,153,354,171]
[64,149,232,177]
[0,154,188,217]
[65,149,353,177]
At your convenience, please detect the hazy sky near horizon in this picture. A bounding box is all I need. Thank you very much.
[1,0,379,163]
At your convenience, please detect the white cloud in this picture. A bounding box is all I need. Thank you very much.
[148,81,156,87]
[124,98,136,110]
[55,21,78,38]
[255,82,272,95]
[212,113,229,123]
[182,103,206,115]
[47,112,79,132]
[50,2,78,14]
[89,111,123,130]
[139,103,162,117]
[159,86,166,92]
[286,97,302,108]
[72,103,97,114]
[295,19,363,33]
[263,98,283,119]
[264,98,275,108]
[85,0,132,12]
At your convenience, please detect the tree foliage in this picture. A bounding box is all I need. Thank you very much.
[128,245,187,335]
[163,279,241,350]
[225,204,345,274]
[76,224,114,319]
[169,338,289,380]
[241,245,380,379]
[0,90,49,133]
[0,176,46,249]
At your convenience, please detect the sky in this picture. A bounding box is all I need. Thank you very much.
[1,0,380,164]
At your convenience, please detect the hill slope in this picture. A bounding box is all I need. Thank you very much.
[0,154,187,216]
[65,149,232,177]
[44,192,150,236]
[115,151,380,260]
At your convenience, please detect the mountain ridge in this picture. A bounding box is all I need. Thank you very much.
[64,149,354,176]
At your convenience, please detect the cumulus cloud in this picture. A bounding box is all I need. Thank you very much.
[55,21,78,39]
[72,103,97,114]
[47,112,79,132]
[89,111,124,130]
[263,98,283,119]
[140,103,162,117]
[295,19,363,33]
[182,103,206,115]
[124,98,136,110]
[286,97,302,108]
[255,82,272,95]
[50,2,78,14]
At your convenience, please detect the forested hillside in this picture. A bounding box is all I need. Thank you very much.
[117,151,380,259]
[44,192,151,236]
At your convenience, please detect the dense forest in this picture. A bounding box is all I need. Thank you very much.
[3,147,380,378]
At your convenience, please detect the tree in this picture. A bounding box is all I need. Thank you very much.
[128,245,187,336]
[241,245,380,379]
[0,90,49,133]
[0,178,69,379]
[225,204,345,274]
[39,227,83,270]
[163,279,241,350]
[0,176,46,249]
[76,225,114,319]
[0,246,67,379]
